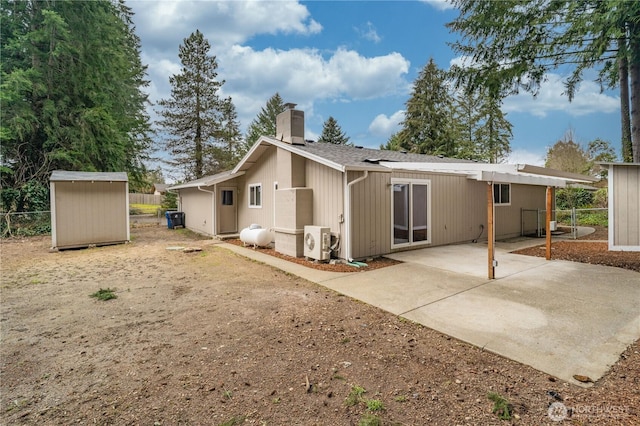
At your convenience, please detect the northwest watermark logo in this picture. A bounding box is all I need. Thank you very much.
[548,402,630,422]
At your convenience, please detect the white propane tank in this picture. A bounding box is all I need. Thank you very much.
[240,225,273,247]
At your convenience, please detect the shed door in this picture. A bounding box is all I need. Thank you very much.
[218,188,237,234]
[54,181,128,248]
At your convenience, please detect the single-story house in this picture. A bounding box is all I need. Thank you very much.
[600,162,640,251]
[170,106,595,262]
[50,171,130,250]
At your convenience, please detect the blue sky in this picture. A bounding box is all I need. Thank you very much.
[127,0,620,168]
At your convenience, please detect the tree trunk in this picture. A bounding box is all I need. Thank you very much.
[619,38,632,162]
[630,22,640,163]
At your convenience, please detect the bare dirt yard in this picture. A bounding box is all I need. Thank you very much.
[1,226,638,425]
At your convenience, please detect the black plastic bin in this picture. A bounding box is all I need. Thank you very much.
[165,211,185,229]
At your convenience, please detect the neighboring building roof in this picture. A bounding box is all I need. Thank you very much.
[50,171,128,182]
[153,183,169,193]
[169,170,245,190]
[598,162,640,166]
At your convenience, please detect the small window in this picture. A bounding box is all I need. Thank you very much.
[493,183,511,205]
[249,183,262,208]
[221,190,233,206]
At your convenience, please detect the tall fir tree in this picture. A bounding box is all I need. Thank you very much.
[475,93,512,163]
[396,59,457,157]
[381,132,402,150]
[448,0,640,162]
[244,93,285,151]
[453,89,484,160]
[455,86,512,163]
[318,116,350,145]
[208,97,243,173]
[156,30,224,180]
[0,0,152,212]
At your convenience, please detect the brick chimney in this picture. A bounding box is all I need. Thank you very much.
[276,103,305,145]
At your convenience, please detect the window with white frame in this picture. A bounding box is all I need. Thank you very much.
[248,183,262,208]
[493,183,511,206]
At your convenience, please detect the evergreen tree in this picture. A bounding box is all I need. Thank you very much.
[206,97,243,173]
[156,30,224,180]
[473,90,512,163]
[448,0,640,162]
[0,0,152,212]
[244,93,285,150]
[396,59,457,157]
[318,116,350,145]
[381,132,402,151]
[453,88,484,160]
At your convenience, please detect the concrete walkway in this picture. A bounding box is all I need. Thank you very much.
[220,241,640,387]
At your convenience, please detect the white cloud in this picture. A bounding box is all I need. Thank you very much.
[503,74,619,117]
[448,56,619,118]
[421,0,455,11]
[220,46,409,122]
[368,110,405,137]
[356,22,382,43]
[506,149,546,166]
[129,0,321,49]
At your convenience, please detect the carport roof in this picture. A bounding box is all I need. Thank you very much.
[379,162,597,187]
[50,171,128,182]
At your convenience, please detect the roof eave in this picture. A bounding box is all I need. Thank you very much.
[233,137,346,174]
[169,171,244,190]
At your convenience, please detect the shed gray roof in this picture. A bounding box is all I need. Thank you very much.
[50,171,128,182]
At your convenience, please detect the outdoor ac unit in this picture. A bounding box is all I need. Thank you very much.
[304,226,331,261]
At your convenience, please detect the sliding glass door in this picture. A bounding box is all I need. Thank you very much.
[392,179,431,248]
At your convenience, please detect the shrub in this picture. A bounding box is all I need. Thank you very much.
[556,188,593,209]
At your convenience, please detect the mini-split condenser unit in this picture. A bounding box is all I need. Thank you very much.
[304,225,331,261]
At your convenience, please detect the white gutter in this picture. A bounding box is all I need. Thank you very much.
[344,170,369,261]
[197,186,216,236]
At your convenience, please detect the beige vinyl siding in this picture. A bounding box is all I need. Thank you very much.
[349,171,391,259]
[612,165,640,247]
[52,181,128,249]
[179,187,214,236]
[238,145,277,229]
[390,171,487,247]
[349,171,548,259]
[306,161,344,257]
[495,184,546,239]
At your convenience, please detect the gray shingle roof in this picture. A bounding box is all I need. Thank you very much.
[295,142,474,169]
[50,171,128,182]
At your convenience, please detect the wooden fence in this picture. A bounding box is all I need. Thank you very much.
[129,193,162,205]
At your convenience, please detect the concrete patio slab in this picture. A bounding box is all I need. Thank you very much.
[220,242,640,387]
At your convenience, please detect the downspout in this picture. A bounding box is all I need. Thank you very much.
[197,186,216,236]
[344,170,369,262]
